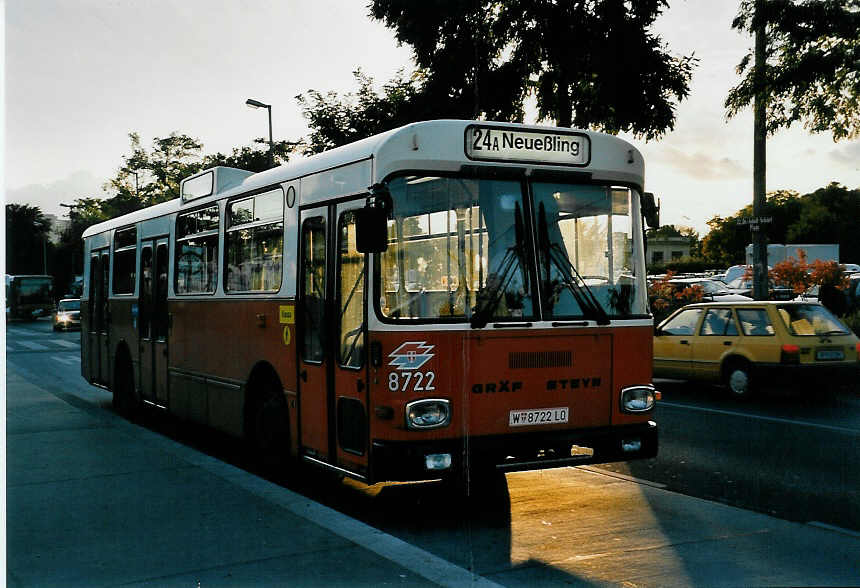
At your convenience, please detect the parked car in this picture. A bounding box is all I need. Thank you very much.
[841,263,860,273]
[667,278,752,301]
[53,298,81,331]
[653,301,860,398]
[725,277,794,300]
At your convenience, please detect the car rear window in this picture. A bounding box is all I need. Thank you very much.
[777,304,849,336]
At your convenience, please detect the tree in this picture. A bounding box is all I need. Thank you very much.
[296,69,430,154]
[6,204,52,274]
[371,0,696,138]
[700,183,860,267]
[203,138,300,172]
[105,132,205,207]
[726,0,860,140]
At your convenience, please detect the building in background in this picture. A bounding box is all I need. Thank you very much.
[646,235,691,265]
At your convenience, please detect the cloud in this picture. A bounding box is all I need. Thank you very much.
[829,142,860,169]
[646,146,750,180]
[5,171,108,216]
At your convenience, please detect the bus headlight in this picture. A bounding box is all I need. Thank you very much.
[405,399,451,430]
[620,385,657,413]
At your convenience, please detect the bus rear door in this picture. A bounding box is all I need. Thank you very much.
[139,238,170,407]
[299,209,333,462]
[88,250,110,385]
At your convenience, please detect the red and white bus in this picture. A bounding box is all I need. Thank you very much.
[81,120,660,484]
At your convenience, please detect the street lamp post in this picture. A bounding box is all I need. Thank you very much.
[245,98,274,169]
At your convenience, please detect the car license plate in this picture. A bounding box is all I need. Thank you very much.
[509,407,569,427]
[816,349,844,361]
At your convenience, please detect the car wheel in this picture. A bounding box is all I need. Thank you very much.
[724,360,754,399]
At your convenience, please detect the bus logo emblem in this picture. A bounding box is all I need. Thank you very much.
[388,341,435,370]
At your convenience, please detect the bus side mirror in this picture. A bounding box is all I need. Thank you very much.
[356,183,392,254]
[642,192,660,229]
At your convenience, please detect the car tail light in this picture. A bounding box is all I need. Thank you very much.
[781,344,800,364]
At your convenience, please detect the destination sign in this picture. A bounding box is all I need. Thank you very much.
[465,125,590,166]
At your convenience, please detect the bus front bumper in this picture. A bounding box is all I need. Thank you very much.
[370,421,658,484]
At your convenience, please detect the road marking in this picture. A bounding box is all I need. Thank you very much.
[16,341,49,351]
[53,340,80,348]
[52,356,79,365]
[578,466,668,489]
[659,400,860,436]
[6,328,39,337]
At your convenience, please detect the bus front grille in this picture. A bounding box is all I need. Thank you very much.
[509,350,572,369]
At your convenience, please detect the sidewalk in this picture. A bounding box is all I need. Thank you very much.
[5,370,498,587]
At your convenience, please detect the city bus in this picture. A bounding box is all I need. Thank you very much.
[6,274,54,321]
[80,120,660,486]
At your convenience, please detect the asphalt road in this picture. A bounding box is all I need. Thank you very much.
[7,318,860,585]
[601,379,860,531]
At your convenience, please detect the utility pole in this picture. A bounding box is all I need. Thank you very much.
[752,0,768,300]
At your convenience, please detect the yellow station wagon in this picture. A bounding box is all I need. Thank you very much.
[653,301,860,398]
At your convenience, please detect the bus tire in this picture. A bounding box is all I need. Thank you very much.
[113,351,138,420]
[723,358,754,400]
[245,374,290,471]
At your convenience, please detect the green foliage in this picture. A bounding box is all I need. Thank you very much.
[203,138,299,173]
[647,257,712,275]
[296,69,431,155]
[726,0,860,140]
[700,184,860,267]
[5,204,51,275]
[369,1,528,122]
[369,0,696,139]
[105,132,205,207]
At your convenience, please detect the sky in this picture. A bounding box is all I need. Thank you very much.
[4,0,859,237]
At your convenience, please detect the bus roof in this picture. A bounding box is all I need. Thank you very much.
[83,120,644,239]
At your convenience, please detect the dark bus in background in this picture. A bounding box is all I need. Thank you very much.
[6,274,54,321]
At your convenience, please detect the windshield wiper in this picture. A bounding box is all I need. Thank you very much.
[537,202,610,325]
[470,203,528,329]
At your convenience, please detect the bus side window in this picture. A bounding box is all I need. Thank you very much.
[338,211,365,368]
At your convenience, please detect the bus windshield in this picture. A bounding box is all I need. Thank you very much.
[377,175,647,322]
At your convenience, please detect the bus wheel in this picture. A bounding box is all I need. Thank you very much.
[723,359,754,399]
[246,380,290,471]
[113,355,138,420]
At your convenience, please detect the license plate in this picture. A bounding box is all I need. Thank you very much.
[509,407,569,427]
[816,349,844,361]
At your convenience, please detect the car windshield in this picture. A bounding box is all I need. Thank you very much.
[59,300,81,311]
[776,304,850,336]
[376,175,648,323]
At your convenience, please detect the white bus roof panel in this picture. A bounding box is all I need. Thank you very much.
[83,120,644,239]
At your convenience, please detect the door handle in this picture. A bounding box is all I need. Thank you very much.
[680,340,689,345]
[300,369,307,382]
[356,379,365,392]
[723,341,732,346]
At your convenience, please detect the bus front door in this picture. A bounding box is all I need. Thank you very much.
[299,210,333,462]
[139,238,170,408]
[332,204,369,474]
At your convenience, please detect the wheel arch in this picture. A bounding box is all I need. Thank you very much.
[243,360,288,437]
